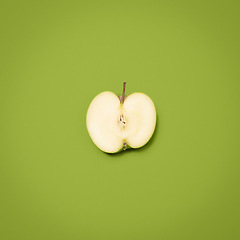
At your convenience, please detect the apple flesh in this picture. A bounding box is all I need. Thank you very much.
[86,82,156,153]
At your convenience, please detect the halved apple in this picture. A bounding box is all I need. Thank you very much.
[86,82,156,153]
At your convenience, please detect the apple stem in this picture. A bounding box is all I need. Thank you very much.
[121,82,126,103]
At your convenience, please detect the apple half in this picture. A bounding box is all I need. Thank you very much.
[86,82,156,153]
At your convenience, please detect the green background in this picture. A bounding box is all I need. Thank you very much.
[1,0,240,239]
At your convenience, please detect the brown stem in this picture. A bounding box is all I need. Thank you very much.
[121,82,126,103]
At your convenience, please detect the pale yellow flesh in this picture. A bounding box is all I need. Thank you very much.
[86,91,156,153]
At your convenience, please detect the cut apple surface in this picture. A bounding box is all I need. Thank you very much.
[86,82,156,153]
